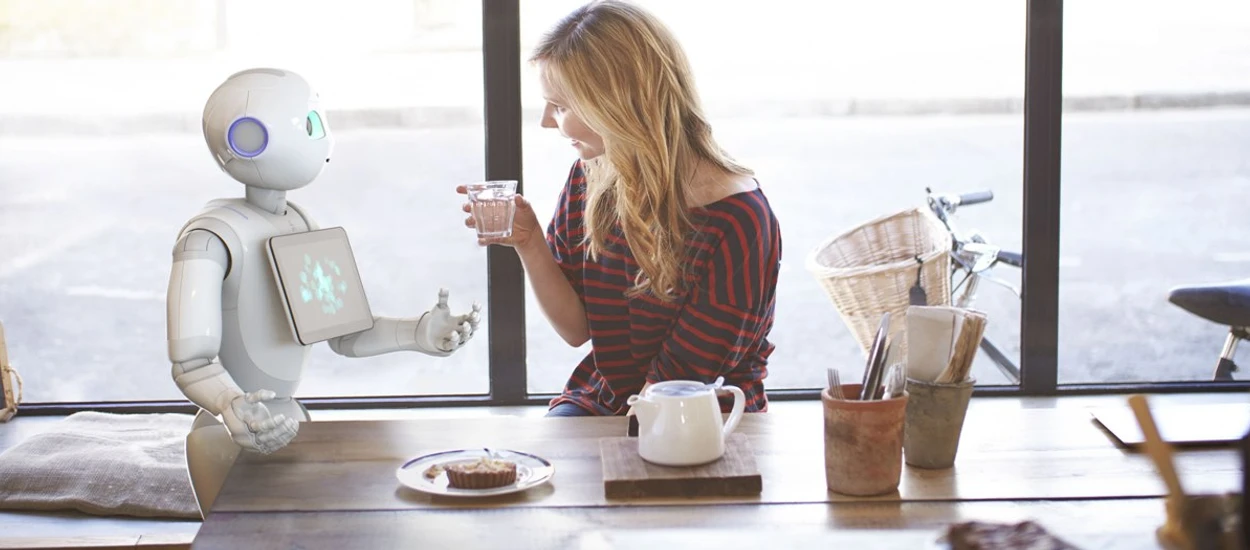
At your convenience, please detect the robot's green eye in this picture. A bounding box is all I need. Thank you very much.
[306,111,326,140]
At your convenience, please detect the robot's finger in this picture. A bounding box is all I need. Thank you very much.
[472,301,482,312]
[462,202,472,213]
[442,332,459,351]
[253,413,290,433]
[276,421,299,442]
[464,216,476,228]
[455,184,469,195]
[254,430,287,452]
[252,430,277,447]
[459,321,473,342]
[248,415,279,434]
[257,420,296,444]
[437,288,450,309]
[271,419,300,443]
[244,390,276,404]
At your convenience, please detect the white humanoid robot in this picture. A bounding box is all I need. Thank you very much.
[166,68,481,517]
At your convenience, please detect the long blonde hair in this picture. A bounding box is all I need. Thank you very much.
[530,0,751,301]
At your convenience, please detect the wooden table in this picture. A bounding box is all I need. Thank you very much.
[198,499,1180,548]
[193,404,1243,549]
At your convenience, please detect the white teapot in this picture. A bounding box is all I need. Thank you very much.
[626,378,746,466]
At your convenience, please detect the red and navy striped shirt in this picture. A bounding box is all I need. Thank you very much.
[546,160,781,415]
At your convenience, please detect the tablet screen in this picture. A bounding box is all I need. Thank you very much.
[267,227,374,344]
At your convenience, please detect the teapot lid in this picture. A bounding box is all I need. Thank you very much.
[647,381,713,397]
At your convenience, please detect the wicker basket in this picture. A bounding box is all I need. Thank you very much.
[805,207,952,360]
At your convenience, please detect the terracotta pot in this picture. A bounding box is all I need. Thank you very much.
[822,384,907,496]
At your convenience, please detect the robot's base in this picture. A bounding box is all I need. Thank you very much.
[185,400,310,518]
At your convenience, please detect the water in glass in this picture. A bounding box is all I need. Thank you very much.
[468,181,517,238]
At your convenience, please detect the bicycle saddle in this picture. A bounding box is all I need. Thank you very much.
[1168,278,1250,327]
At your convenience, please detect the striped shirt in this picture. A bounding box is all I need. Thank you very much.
[546,161,782,415]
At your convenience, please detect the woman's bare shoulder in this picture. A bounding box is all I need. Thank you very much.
[690,171,759,208]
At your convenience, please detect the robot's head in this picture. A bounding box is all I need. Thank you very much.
[202,68,333,190]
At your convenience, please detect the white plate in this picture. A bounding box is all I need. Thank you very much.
[396,448,555,497]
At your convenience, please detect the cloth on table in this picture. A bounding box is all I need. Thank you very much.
[0,411,199,518]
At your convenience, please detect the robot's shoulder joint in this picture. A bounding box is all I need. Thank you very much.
[175,208,244,276]
[173,229,230,270]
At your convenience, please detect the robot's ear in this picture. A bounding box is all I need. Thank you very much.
[227,117,269,158]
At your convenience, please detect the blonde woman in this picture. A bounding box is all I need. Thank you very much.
[458,0,782,416]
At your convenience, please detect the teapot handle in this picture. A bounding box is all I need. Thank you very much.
[721,385,746,437]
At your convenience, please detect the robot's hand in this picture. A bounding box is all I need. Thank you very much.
[414,288,483,356]
[220,390,300,454]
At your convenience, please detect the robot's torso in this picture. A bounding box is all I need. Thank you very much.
[177,197,315,398]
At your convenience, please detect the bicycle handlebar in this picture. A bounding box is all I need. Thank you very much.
[996,250,1022,268]
[958,191,994,206]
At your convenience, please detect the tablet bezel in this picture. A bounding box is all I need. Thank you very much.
[267,227,374,345]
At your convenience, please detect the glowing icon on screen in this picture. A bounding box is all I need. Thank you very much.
[298,253,348,314]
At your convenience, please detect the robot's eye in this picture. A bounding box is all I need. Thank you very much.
[306,111,326,140]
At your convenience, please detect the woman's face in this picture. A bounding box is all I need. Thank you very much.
[538,66,605,160]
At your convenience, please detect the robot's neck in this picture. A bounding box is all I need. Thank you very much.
[245,187,287,215]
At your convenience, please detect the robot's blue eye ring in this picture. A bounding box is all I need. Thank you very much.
[227,117,268,158]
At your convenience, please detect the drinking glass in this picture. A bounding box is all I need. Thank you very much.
[466,180,518,239]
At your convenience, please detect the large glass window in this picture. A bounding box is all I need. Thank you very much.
[0,0,486,402]
[1058,0,1250,384]
[11,0,1240,406]
[520,1,1026,393]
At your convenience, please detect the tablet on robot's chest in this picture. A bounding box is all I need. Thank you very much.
[267,227,374,345]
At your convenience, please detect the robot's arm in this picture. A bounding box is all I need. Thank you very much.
[167,229,297,453]
[286,202,483,358]
[327,289,481,358]
[167,229,237,414]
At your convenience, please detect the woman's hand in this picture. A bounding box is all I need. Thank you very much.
[457,185,544,251]
[459,184,588,346]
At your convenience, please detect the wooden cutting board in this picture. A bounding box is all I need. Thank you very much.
[599,433,762,499]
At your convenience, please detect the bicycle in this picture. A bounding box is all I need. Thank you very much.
[925,188,1024,385]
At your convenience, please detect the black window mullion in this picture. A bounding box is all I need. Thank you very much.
[1019,0,1063,395]
[483,0,527,404]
